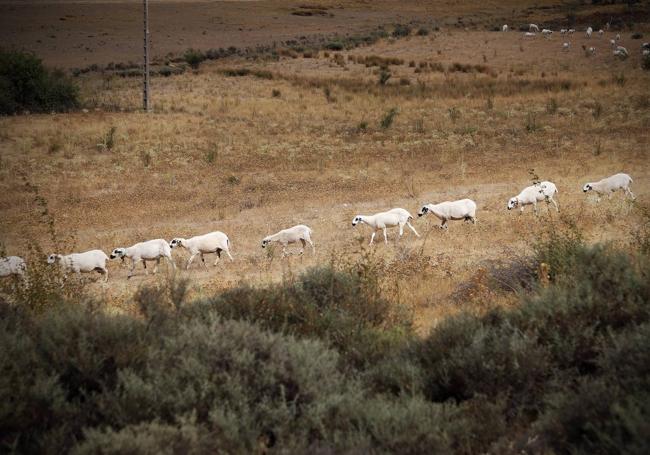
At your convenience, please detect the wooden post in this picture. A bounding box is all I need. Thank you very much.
[143,0,151,112]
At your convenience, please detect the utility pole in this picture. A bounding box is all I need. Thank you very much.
[143,0,151,112]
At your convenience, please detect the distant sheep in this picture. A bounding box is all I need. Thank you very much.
[110,239,174,278]
[613,45,629,59]
[352,208,419,245]
[541,29,553,38]
[524,32,536,38]
[560,29,567,35]
[417,199,477,229]
[568,29,576,35]
[0,256,26,278]
[529,24,540,33]
[170,231,233,269]
[586,27,593,38]
[583,173,635,201]
[598,29,604,37]
[48,249,109,282]
[502,24,508,32]
[563,42,570,51]
[507,181,559,214]
[582,44,596,56]
[261,224,314,256]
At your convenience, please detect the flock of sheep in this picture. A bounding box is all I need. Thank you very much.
[0,173,636,283]
[504,22,650,59]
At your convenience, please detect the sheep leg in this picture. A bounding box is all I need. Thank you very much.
[383,228,388,244]
[532,202,538,215]
[370,231,376,245]
[440,220,448,230]
[398,223,404,238]
[213,249,222,266]
[225,249,234,261]
[200,253,208,269]
[186,253,198,270]
[406,221,420,237]
[550,197,559,212]
[625,187,636,200]
[100,267,108,283]
[153,258,160,274]
[299,238,306,255]
[128,258,140,279]
[166,255,176,270]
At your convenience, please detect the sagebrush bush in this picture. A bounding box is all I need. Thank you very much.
[0,49,79,114]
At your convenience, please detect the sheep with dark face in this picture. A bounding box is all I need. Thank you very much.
[110,239,174,278]
[417,199,477,229]
[583,173,635,201]
[352,208,419,245]
[48,250,109,282]
[170,231,233,269]
[507,181,559,214]
[261,225,314,256]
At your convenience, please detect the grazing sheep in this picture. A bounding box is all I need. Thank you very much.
[563,42,570,51]
[261,224,314,256]
[48,250,109,282]
[170,231,233,269]
[502,24,508,32]
[568,29,576,35]
[0,256,26,278]
[610,39,617,48]
[598,29,604,37]
[524,32,536,38]
[560,29,567,35]
[529,24,540,33]
[582,173,635,201]
[352,208,419,245]
[613,45,629,59]
[642,42,650,50]
[615,33,621,41]
[110,239,175,278]
[582,44,596,56]
[417,199,477,229]
[586,27,593,38]
[507,181,559,214]
[643,49,650,57]
[541,29,553,38]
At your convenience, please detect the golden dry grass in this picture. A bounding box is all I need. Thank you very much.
[1,28,649,333]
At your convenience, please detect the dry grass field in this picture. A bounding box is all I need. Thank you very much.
[1,2,649,334]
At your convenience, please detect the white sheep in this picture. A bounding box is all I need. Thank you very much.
[47,250,109,282]
[170,231,233,269]
[110,239,175,278]
[541,29,553,38]
[598,29,604,37]
[613,45,629,59]
[615,33,621,41]
[560,29,567,35]
[610,39,617,48]
[524,32,536,38]
[643,49,650,57]
[563,42,570,51]
[642,42,650,50]
[568,29,576,35]
[586,27,593,38]
[417,199,477,229]
[352,208,419,245]
[0,256,26,278]
[507,181,559,214]
[582,173,635,201]
[502,24,508,32]
[582,45,596,56]
[261,224,314,256]
[529,24,540,33]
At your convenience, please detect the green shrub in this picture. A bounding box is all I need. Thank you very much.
[205,265,412,368]
[183,48,206,70]
[0,49,79,115]
[392,24,412,37]
[380,107,398,129]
